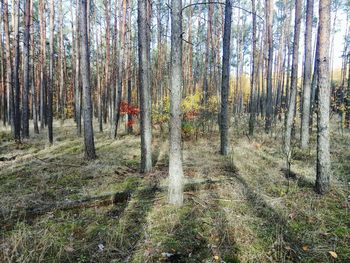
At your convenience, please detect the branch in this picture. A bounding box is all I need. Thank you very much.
[182,1,264,21]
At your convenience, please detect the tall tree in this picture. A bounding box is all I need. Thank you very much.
[249,0,258,135]
[301,0,314,148]
[39,0,46,130]
[265,0,273,132]
[74,0,82,136]
[316,0,331,194]
[13,0,21,141]
[58,0,65,125]
[168,0,184,205]
[138,0,152,173]
[31,0,39,134]
[3,0,13,132]
[220,0,232,155]
[48,0,55,143]
[22,0,31,138]
[79,0,96,159]
[284,0,302,156]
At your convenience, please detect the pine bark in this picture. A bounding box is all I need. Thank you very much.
[138,0,152,173]
[220,0,232,155]
[79,0,96,160]
[168,0,184,205]
[265,0,273,132]
[316,0,331,194]
[301,0,314,148]
[13,0,21,141]
[47,0,55,144]
[22,0,31,138]
[284,0,302,156]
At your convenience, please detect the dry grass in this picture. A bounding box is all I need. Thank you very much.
[0,118,349,262]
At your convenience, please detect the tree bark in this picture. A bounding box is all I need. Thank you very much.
[13,0,21,141]
[39,0,47,131]
[47,0,55,144]
[79,0,96,160]
[21,0,31,138]
[264,0,273,132]
[249,0,257,136]
[220,0,232,155]
[284,0,302,156]
[168,0,184,206]
[316,0,331,194]
[301,0,314,149]
[138,0,152,173]
[3,0,13,132]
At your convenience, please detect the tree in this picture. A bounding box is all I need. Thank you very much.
[316,0,331,194]
[79,0,96,160]
[249,0,258,136]
[3,0,13,132]
[265,0,273,132]
[13,0,21,141]
[39,0,47,131]
[48,0,55,144]
[284,0,302,156]
[168,0,184,205]
[220,0,232,155]
[138,0,152,173]
[301,0,314,148]
[22,0,31,138]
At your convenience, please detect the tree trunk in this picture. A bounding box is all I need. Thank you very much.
[74,0,82,136]
[220,0,232,156]
[264,0,273,132]
[3,0,13,132]
[249,0,257,136]
[79,0,96,160]
[300,0,314,149]
[284,0,302,156]
[138,0,152,173]
[39,0,46,131]
[59,0,65,126]
[21,0,31,138]
[13,0,21,141]
[316,0,331,194]
[31,0,39,134]
[48,0,55,144]
[168,0,184,206]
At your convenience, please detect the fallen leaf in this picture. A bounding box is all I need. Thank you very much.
[302,245,309,251]
[329,251,338,259]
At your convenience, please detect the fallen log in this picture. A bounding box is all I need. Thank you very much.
[1,178,225,230]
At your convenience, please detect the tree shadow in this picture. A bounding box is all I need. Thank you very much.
[280,168,315,189]
[104,183,160,262]
[228,164,307,262]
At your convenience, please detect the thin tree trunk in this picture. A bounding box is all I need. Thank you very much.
[79,0,96,160]
[22,0,31,138]
[59,0,65,126]
[316,0,331,194]
[47,0,55,144]
[13,0,21,141]
[249,0,257,136]
[138,0,152,173]
[265,0,273,132]
[284,0,302,156]
[220,0,232,155]
[3,0,13,132]
[301,0,314,148]
[39,0,46,130]
[75,0,82,136]
[31,0,39,134]
[168,0,184,205]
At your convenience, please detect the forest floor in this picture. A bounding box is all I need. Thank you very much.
[0,118,349,263]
